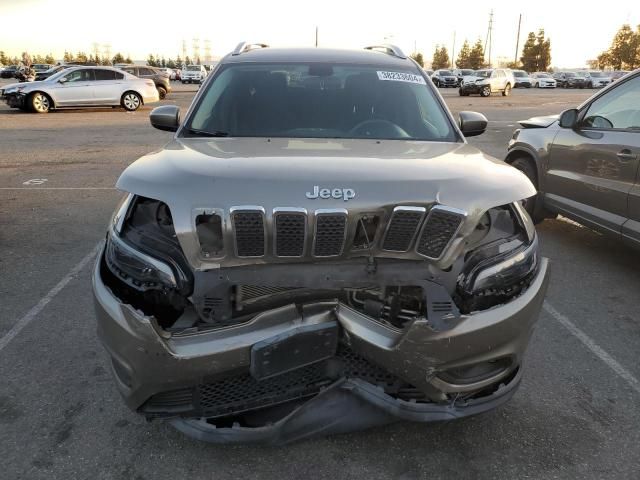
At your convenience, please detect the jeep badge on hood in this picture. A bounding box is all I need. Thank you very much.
[306,185,356,201]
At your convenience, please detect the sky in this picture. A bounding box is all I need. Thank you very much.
[0,0,638,68]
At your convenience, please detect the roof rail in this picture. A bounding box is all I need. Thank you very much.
[364,44,407,59]
[232,42,270,56]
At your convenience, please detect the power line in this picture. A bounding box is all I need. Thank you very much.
[514,14,522,64]
[484,10,494,67]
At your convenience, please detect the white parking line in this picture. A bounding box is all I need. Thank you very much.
[544,301,640,395]
[0,242,103,354]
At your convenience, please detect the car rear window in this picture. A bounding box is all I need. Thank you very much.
[186,63,457,142]
[187,66,201,71]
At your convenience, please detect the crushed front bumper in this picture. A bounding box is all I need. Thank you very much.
[93,250,549,442]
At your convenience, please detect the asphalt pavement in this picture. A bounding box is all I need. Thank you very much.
[1,82,639,479]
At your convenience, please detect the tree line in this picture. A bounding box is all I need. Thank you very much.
[146,54,201,69]
[410,29,552,72]
[594,24,640,70]
[0,49,203,69]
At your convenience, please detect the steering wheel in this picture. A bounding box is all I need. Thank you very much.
[348,119,410,138]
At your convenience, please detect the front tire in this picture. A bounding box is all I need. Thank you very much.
[157,86,167,100]
[480,85,491,97]
[30,92,51,113]
[502,84,512,96]
[121,91,142,111]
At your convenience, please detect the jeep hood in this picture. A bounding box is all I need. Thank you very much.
[116,138,535,267]
[518,115,559,129]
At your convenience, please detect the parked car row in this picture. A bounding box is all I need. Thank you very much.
[426,67,627,91]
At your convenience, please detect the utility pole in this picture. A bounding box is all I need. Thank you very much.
[451,31,456,68]
[484,10,494,67]
[514,14,522,65]
[315,26,318,47]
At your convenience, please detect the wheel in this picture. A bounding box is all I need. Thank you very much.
[588,81,593,88]
[510,157,544,224]
[121,91,142,111]
[30,92,51,113]
[480,85,491,97]
[181,80,185,84]
[157,86,167,100]
[502,84,512,96]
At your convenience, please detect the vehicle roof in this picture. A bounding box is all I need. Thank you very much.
[222,47,416,69]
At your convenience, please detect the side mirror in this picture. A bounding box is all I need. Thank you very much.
[559,108,579,128]
[58,77,67,84]
[459,111,488,137]
[150,105,180,132]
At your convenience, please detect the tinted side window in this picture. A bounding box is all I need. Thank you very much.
[63,69,95,82]
[139,68,154,76]
[114,72,124,80]
[94,69,116,81]
[583,76,640,130]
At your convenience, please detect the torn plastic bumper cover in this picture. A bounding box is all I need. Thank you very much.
[171,371,522,445]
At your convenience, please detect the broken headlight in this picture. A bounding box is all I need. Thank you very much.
[105,229,177,291]
[456,203,538,310]
[104,195,192,294]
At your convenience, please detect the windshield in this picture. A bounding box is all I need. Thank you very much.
[565,72,576,78]
[589,72,604,77]
[513,71,527,77]
[461,70,474,75]
[185,63,457,141]
[186,66,201,71]
[475,70,491,78]
[438,70,453,75]
[536,73,550,78]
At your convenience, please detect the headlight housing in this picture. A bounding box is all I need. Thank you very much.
[456,202,538,312]
[103,195,192,294]
[105,229,177,291]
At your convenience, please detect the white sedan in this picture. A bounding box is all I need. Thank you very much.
[531,72,557,88]
[0,66,159,113]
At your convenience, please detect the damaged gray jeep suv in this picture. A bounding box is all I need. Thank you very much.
[93,42,549,444]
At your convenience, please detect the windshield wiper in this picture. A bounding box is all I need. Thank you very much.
[185,128,230,137]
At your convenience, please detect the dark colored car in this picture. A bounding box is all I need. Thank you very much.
[1,65,18,79]
[121,65,171,99]
[505,69,640,247]
[35,64,71,81]
[431,69,458,87]
[553,72,586,89]
[93,42,549,445]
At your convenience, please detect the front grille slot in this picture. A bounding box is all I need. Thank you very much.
[274,211,306,257]
[313,211,347,257]
[382,207,425,252]
[232,209,265,257]
[416,206,465,259]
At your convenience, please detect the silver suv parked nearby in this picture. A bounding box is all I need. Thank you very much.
[93,42,549,444]
[459,68,514,97]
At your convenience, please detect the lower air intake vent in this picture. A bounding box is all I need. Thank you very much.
[313,211,347,257]
[274,211,306,257]
[382,207,425,252]
[416,206,465,259]
[232,209,265,257]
